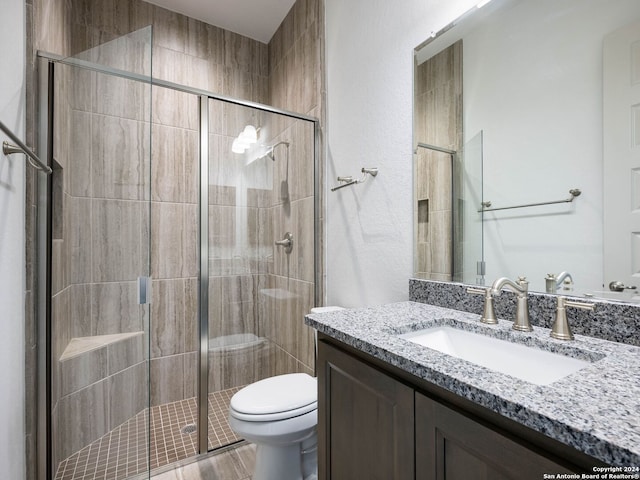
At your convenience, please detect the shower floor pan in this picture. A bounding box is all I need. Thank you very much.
[54,386,243,480]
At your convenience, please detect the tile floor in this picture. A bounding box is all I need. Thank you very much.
[55,387,244,480]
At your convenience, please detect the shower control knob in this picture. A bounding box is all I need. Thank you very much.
[275,232,294,254]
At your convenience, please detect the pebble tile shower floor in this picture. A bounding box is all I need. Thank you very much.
[55,387,243,480]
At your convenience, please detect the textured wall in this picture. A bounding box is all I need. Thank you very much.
[324,0,477,308]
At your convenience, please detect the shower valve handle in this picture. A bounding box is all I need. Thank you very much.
[275,232,294,253]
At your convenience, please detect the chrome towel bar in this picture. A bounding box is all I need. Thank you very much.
[479,189,581,213]
[331,167,378,192]
[0,120,52,174]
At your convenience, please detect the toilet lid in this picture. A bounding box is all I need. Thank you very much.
[230,373,317,416]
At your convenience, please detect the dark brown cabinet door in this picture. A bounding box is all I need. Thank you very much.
[318,341,415,480]
[415,393,574,480]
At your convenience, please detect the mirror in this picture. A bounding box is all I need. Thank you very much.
[413,0,640,299]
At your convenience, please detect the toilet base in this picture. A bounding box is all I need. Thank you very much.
[253,444,302,480]
[252,434,317,480]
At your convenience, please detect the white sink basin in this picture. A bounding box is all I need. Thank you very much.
[399,326,592,385]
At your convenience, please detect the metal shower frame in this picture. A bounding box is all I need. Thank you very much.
[36,48,322,479]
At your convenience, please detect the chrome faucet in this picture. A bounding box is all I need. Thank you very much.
[466,287,498,324]
[491,276,532,332]
[545,271,574,293]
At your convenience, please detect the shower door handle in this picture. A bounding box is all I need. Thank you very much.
[138,276,152,304]
[275,232,294,254]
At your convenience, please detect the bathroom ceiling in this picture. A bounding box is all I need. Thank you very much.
[145,0,297,43]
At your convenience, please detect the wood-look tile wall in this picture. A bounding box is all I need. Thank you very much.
[25,1,71,474]
[48,57,152,467]
[414,41,462,281]
[26,0,325,474]
[264,0,323,377]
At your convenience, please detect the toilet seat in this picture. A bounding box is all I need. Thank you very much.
[230,401,317,422]
[230,373,317,422]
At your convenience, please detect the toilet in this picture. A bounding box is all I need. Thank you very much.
[228,306,344,480]
[228,373,318,480]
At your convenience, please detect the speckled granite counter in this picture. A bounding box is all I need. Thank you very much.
[305,301,640,467]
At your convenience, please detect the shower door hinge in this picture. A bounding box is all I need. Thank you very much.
[476,261,486,276]
[138,276,152,305]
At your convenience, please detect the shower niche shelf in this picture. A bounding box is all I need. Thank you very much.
[58,332,145,398]
[60,332,144,361]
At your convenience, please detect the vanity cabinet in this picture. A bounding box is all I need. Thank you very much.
[318,336,598,480]
[318,337,415,479]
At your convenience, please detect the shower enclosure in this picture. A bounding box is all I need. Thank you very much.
[37,27,319,480]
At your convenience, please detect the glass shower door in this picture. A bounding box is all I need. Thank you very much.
[48,27,153,480]
[455,131,484,284]
[205,98,317,451]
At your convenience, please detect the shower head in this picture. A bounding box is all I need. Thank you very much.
[265,140,290,161]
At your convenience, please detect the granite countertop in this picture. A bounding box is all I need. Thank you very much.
[305,301,640,467]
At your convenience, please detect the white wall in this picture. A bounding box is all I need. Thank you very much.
[0,0,26,478]
[325,0,477,307]
[325,0,640,302]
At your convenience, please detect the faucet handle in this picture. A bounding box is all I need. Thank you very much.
[467,287,498,325]
[466,287,485,294]
[513,277,532,332]
[551,296,595,341]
